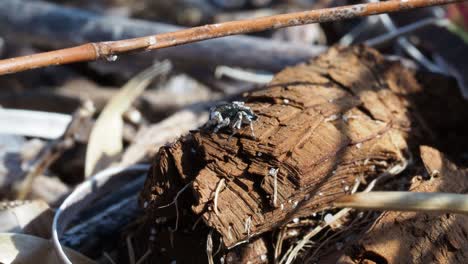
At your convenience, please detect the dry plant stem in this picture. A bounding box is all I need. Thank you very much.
[215,66,273,84]
[275,228,287,262]
[367,0,443,73]
[126,235,136,264]
[281,166,392,264]
[135,249,152,264]
[334,192,468,215]
[15,101,95,199]
[0,0,325,74]
[364,17,445,47]
[213,178,226,215]
[206,230,214,264]
[158,181,194,231]
[103,252,117,264]
[0,0,462,75]
[282,179,362,264]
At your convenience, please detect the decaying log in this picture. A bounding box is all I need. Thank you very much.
[338,146,468,264]
[136,45,429,261]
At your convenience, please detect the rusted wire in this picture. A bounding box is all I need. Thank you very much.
[0,0,463,75]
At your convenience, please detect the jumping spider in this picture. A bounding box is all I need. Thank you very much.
[206,101,257,139]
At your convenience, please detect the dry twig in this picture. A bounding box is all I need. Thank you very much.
[126,235,136,264]
[213,178,226,215]
[0,0,461,75]
[158,181,194,232]
[15,101,95,199]
[0,0,324,74]
[333,192,468,215]
[135,249,152,264]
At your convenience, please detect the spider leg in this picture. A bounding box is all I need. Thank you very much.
[207,111,222,127]
[243,115,256,138]
[214,117,230,133]
[249,120,256,138]
[229,112,244,140]
[236,113,243,130]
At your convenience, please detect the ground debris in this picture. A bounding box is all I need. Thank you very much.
[138,46,423,252]
[338,146,468,264]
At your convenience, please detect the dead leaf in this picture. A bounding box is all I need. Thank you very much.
[120,109,208,166]
[0,109,71,139]
[0,233,95,264]
[0,200,53,239]
[85,61,171,177]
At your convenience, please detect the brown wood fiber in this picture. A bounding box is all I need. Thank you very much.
[139,46,417,248]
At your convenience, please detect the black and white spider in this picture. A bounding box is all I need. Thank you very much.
[206,101,257,138]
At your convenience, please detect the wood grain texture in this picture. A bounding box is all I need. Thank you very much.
[139,46,419,249]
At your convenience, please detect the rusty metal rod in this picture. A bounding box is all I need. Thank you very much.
[0,0,463,75]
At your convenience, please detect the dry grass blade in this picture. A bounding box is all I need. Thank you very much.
[206,230,214,264]
[135,249,152,264]
[85,61,171,177]
[103,252,117,264]
[281,179,361,264]
[126,235,136,264]
[333,192,468,214]
[281,157,408,264]
[215,66,273,84]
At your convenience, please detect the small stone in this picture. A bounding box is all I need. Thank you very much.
[293,201,299,208]
[324,213,334,224]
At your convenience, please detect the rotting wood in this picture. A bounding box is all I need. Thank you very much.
[138,46,429,253]
[337,146,468,264]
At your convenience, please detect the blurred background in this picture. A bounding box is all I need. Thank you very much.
[0,0,467,263]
